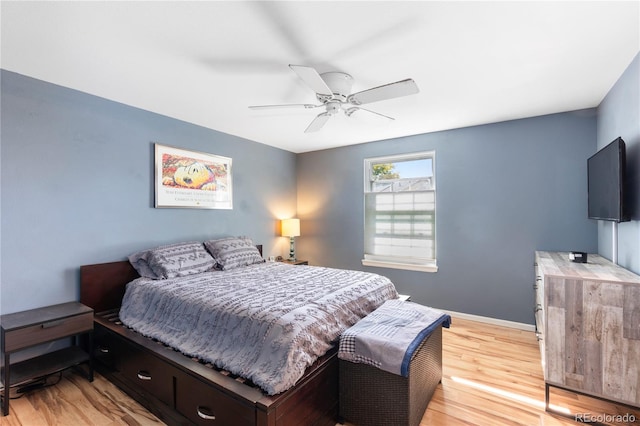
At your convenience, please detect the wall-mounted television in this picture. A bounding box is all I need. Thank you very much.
[587,137,629,222]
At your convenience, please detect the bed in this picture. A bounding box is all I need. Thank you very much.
[80,238,398,426]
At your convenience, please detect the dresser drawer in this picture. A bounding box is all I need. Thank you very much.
[176,371,254,426]
[534,277,543,305]
[119,342,175,406]
[3,312,93,352]
[534,290,544,334]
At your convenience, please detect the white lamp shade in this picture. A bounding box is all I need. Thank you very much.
[281,218,300,237]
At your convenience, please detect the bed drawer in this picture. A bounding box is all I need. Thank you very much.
[93,326,124,370]
[175,371,254,426]
[119,342,174,406]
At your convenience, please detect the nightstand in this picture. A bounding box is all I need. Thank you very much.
[279,259,309,265]
[0,302,94,416]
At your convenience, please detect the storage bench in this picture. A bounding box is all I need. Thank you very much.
[338,300,449,426]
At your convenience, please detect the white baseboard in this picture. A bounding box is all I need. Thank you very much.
[441,309,535,332]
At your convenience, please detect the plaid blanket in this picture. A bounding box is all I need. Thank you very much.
[338,299,451,377]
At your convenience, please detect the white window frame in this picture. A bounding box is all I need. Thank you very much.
[361,151,437,273]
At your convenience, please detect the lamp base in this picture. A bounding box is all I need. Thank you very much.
[288,236,296,261]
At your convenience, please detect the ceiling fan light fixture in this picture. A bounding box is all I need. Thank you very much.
[325,101,342,115]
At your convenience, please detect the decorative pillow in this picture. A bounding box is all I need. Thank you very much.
[128,250,162,279]
[129,241,216,279]
[129,255,161,280]
[204,236,264,271]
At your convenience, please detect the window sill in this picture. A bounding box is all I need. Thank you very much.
[361,259,438,273]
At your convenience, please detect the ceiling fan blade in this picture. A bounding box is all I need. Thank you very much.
[305,113,331,133]
[348,78,419,105]
[289,65,333,97]
[249,103,321,110]
[345,107,395,120]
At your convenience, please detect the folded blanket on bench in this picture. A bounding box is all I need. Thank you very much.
[338,299,451,377]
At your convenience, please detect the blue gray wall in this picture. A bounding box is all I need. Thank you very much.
[3,55,637,326]
[296,112,598,324]
[1,70,297,315]
[596,53,640,274]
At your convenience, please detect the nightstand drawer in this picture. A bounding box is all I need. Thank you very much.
[279,259,308,265]
[3,312,93,352]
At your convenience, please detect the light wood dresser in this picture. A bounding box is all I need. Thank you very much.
[534,251,640,413]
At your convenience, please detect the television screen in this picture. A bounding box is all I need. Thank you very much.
[587,137,628,222]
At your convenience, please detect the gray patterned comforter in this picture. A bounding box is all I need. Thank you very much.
[119,262,398,395]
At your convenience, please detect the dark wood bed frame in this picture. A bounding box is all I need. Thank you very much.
[79,253,339,426]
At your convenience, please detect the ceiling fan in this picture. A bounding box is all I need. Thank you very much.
[249,65,419,133]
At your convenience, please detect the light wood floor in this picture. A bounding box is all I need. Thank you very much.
[424,318,639,425]
[2,317,639,425]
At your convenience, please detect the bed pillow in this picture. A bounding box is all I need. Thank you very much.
[204,236,264,271]
[129,241,216,279]
[129,255,160,280]
[128,250,162,279]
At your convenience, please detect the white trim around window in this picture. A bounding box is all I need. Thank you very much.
[362,151,437,273]
[361,258,438,273]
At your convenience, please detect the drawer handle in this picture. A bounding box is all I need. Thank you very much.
[42,319,65,329]
[533,283,538,290]
[534,304,542,313]
[137,371,152,381]
[99,347,110,354]
[196,406,216,420]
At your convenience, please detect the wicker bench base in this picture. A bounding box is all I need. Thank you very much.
[339,325,443,426]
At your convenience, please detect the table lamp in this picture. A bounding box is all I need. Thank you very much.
[281,218,300,261]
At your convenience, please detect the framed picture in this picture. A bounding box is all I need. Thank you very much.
[155,143,232,209]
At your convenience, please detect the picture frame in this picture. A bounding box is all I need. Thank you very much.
[155,143,232,209]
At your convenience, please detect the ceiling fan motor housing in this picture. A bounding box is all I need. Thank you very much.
[318,72,353,102]
[249,65,418,132]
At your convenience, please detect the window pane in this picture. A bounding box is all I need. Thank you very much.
[364,152,436,266]
[371,177,433,193]
[373,158,432,179]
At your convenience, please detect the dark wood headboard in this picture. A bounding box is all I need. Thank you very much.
[80,261,138,313]
[80,245,263,313]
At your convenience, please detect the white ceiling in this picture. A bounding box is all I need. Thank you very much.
[2,1,639,153]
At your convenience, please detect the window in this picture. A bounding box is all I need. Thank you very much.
[362,151,437,272]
